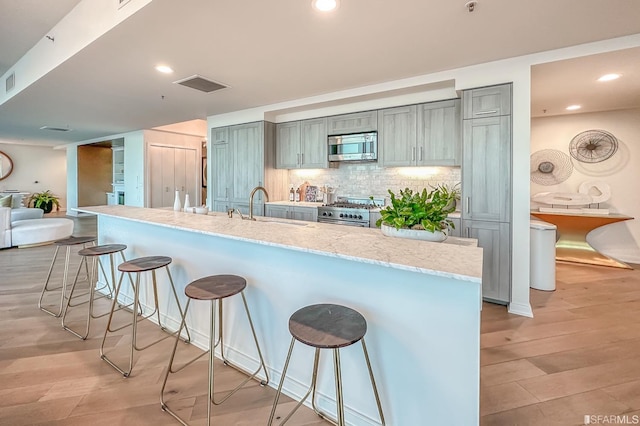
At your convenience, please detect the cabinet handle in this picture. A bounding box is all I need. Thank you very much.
[466,197,470,214]
[297,153,301,165]
[412,147,416,161]
[419,146,423,161]
[301,153,304,165]
[466,227,470,238]
[474,110,497,116]
[165,187,169,192]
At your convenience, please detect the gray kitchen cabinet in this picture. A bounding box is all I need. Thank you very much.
[462,83,512,304]
[291,206,318,222]
[276,122,300,169]
[276,118,328,169]
[378,105,417,167]
[417,99,461,166]
[211,141,231,207]
[369,211,381,228]
[327,110,377,135]
[210,121,288,214]
[463,84,511,119]
[462,220,510,303]
[300,118,328,168]
[380,100,461,167]
[265,205,289,219]
[461,116,511,222]
[265,204,318,222]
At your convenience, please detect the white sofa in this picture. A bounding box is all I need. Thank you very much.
[10,207,44,223]
[0,207,73,248]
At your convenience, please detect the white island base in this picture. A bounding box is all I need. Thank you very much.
[79,206,483,426]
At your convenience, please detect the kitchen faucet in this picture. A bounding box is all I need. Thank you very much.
[248,186,269,220]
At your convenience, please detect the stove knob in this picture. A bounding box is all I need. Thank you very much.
[358,215,363,220]
[328,212,332,217]
[348,214,353,219]
[339,213,344,218]
[322,212,327,216]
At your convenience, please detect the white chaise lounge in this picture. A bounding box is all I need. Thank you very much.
[0,207,74,248]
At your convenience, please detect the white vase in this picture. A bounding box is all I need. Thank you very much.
[173,190,181,211]
[380,223,447,242]
[184,193,191,212]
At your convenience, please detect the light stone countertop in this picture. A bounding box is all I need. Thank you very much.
[77,205,482,284]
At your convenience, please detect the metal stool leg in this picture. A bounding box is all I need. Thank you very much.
[61,255,94,339]
[361,338,386,425]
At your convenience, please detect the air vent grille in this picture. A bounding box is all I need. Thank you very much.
[174,75,227,93]
[40,126,72,132]
[6,73,15,93]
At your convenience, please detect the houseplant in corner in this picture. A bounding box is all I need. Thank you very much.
[376,185,458,242]
[28,190,61,214]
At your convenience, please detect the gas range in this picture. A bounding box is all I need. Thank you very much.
[317,197,384,227]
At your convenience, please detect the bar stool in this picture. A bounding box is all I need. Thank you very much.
[38,236,97,317]
[160,274,269,426]
[268,303,385,426]
[100,255,190,377]
[61,244,130,340]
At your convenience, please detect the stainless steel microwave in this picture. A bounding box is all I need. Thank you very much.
[328,132,378,162]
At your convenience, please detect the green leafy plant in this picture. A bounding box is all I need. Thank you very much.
[376,186,457,232]
[28,190,61,212]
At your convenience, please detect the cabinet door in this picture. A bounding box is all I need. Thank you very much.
[112,147,124,184]
[417,99,461,166]
[327,111,378,135]
[291,206,318,222]
[212,201,230,213]
[276,122,300,169]
[265,205,289,219]
[378,105,417,167]
[300,118,328,168]
[462,116,511,222]
[463,84,511,119]
[462,220,510,303]
[212,127,228,145]
[230,122,264,203]
[212,142,231,202]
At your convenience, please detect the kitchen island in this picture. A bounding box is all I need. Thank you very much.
[78,205,483,426]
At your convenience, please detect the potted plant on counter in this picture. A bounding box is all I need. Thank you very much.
[376,185,457,242]
[28,190,61,214]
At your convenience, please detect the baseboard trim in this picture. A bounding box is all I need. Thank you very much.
[508,302,534,317]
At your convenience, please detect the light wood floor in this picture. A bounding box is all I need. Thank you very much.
[2,214,640,425]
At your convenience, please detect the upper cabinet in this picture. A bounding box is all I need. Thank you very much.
[378,105,417,167]
[417,99,461,166]
[379,99,461,167]
[112,146,124,185]
[463,84,511,119]
[276,118,328,169]
[327,110,377,135]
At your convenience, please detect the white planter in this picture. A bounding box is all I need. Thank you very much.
[381,223,447,242]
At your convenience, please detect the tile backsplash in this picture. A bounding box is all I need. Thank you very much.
[289,163,460,200]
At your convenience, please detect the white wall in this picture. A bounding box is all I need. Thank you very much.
[531,108,640,263]
[0,143,67,209]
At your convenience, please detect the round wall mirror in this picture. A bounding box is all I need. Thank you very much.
[0,151,14,181]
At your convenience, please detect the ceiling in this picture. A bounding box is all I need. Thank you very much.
[1,0,640,146]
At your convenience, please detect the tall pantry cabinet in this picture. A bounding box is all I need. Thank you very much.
[461,84,512,304]
[210,121,287,216]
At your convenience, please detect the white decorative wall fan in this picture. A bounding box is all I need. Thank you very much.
[530,149,573,185]
[569,129,618,163]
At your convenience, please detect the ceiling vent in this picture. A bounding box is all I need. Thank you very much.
[5,73,15,93]
[174,75,227,93]
[40,126,72,132]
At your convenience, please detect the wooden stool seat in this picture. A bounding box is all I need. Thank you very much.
[54,236,96,246]
[101,254,189,377]
[160,274,268,426]
[185,274,246,301]
[78,244,127,257]
[118,255,172,273]
[289,303,367,349]
[62,243,129,340]
[268,303,385,426]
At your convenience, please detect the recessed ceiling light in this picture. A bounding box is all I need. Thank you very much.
[597,73,621,82]
[566,105,581,111]
[155,65,174,74]
[312,0,338,12]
